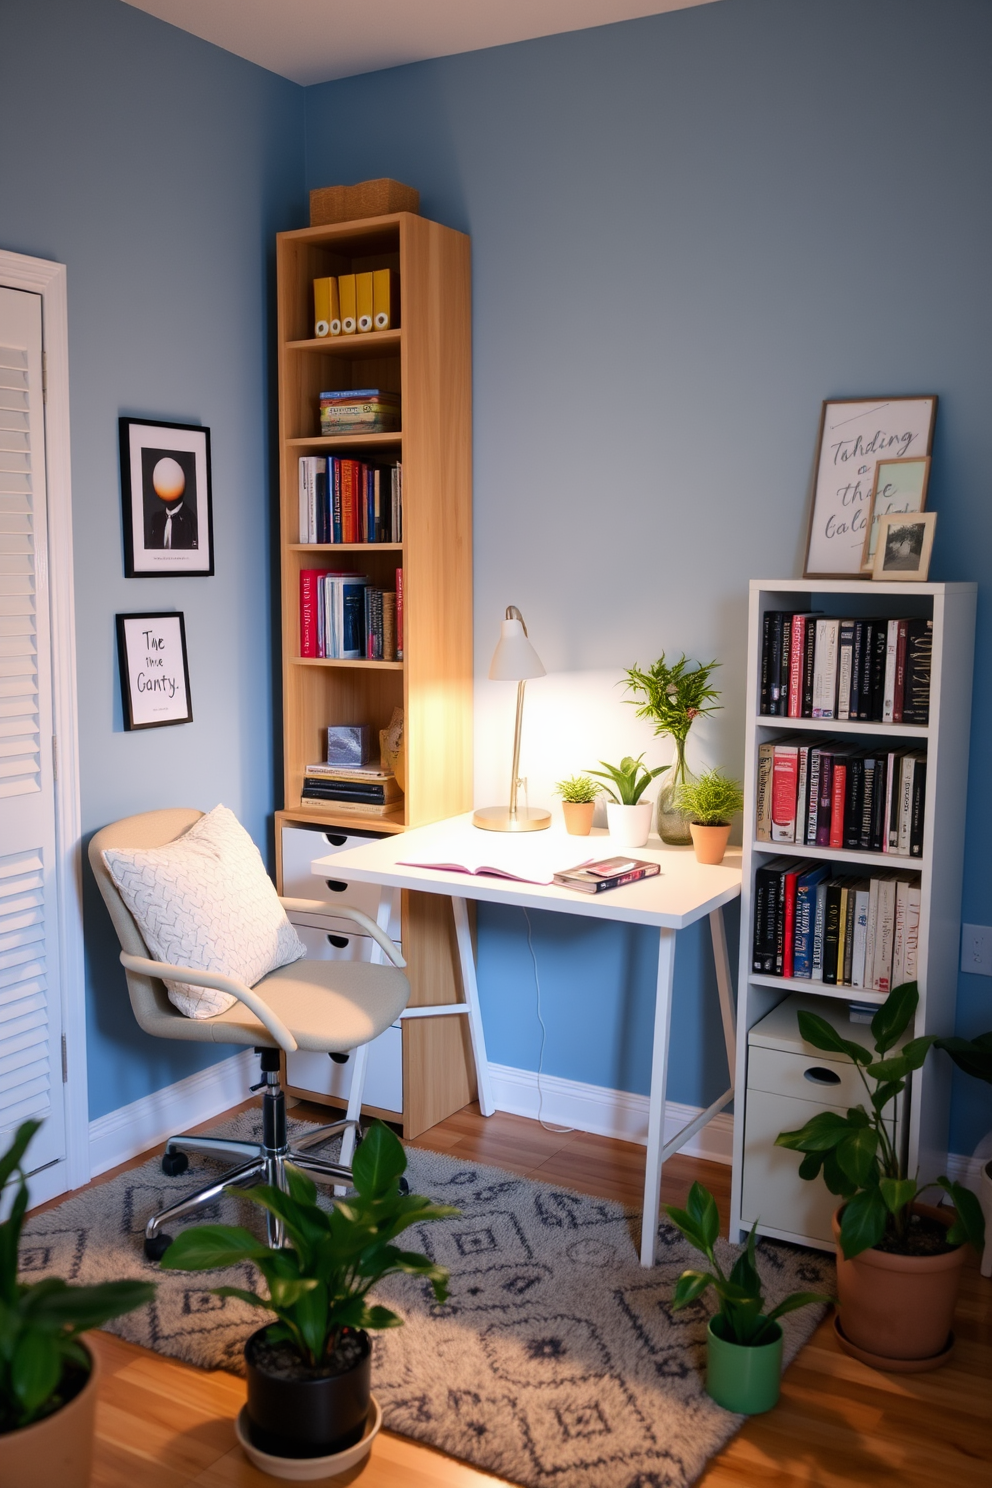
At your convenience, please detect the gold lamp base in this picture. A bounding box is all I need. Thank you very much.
[472,806,552,833]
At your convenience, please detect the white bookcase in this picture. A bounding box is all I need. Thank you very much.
[730,579,977,1249]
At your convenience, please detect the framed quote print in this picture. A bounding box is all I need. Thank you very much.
[119,417,214,577]
[117,612,193,729]
[803,396,937,579]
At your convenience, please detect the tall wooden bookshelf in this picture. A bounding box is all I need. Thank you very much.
[273,212,476,1136]
[730,579,976,1249]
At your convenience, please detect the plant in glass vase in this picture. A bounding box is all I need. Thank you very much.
[623,653,721,844]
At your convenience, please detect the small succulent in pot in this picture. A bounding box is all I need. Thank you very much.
[673,769,744,864]
[554,775,600,835]
[161,1121,457,1459]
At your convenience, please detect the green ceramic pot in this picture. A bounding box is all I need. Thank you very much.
[705,1315,783,1414]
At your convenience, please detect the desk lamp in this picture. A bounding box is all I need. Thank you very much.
[473,605,551,832]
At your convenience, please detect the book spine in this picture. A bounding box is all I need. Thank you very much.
[865,878,880,986]
[882,618,899,723]
[837,620,854,721]
[858,621,875,720]
[382,591,397,662]
[802,616,817,717]
[844,756,863,851]
[836,885,850,986]
[904,884,921,982]
[810,881,827,982]
[752,871,770,971]
[869,622,887,722]
[331,458,342,544]
[891,878,908,990]
[806,748,822,845]
[341,461,357,543]
[910,759,927,856]
[755,743,774,841]
[795,745,810,845]
[770,746,799,843]
[759,613,772,714]
[892,619,908,723]
[842,884,858,986]
[897,755,915,855]
[859,757,876,850]
[774,868,787,976]
[768,612,785,714]
[815,751,834,847]
[788,615,805,717]
[822,882,842,985]
[873,878,896,992]
[885,750,899,852]
[779,614,792,716]
[782,869,799,979]
[829,763,847,849]
[851,887,870,988]
[589,866,659,892]
[793,875,823,979]
[902,620,933,725]
[299,569,323,658]
[850,620,866,719]
[298,457,308,543]
[870,753,888,852]
[812,619,839,718]
[396,567,404,660]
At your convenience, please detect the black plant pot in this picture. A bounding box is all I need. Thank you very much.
[244,1325,372,1459]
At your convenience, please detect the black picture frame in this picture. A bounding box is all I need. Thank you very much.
[119,417,214,577]
[116,612,194,730]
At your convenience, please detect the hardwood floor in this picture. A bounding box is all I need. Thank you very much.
[37,1098,990,1487]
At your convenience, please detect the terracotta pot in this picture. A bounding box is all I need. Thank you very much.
[832,1204,966,1369]
[689,822,732,865]
[561,801,595,836]
[2,1340,99,1488]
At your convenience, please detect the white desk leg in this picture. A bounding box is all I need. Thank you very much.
[451,896,496,1117]
[708,908,737,1083]
[640,925,677,1268]
[338,886,399,1177]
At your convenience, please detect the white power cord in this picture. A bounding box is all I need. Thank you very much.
[522,908,574,1135]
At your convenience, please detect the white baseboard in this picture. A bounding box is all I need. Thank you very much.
[88,1050,256,1177]
[488,1063,735,1164]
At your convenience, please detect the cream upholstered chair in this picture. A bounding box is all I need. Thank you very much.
[88,808,409,1259]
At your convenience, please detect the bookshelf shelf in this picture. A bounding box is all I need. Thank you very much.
[274,211,475,1140]
[731,579,977,1252]
[286,330,402,357]
[754,716,929,739]
[291,656,405,671]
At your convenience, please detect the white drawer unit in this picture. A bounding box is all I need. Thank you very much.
[281,824,400,940]
[742,993,907,1248]
[286,1028,403,1116]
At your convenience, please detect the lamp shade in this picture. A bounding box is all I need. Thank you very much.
[488,615,545,681]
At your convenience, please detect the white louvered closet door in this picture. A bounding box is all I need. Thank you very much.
[0,286,66,1175]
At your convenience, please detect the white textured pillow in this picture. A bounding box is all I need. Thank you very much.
[102,805,306,1019]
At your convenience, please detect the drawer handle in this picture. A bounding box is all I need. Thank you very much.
[325,879,349,893]
[804,1066,842,1085]
[324,834,348,848]
[327,934,350,949]
[329,1051,350,1065]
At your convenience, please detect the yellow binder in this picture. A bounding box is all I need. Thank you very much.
[338,274,357,335]
[328,277,341,336]
[313,277,334,338]
[372,269,398,330]
[356,272,374,334]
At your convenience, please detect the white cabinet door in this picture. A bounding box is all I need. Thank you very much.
[0,287,65,1176]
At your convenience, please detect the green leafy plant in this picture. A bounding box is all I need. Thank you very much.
[587,754,667,806]
[553,774,600,804]
[1,1120,155,1434]
[674,768,744,826]
[161,1122,458,1367]
[775,983,987,1260]
[622,653,722,747]
[664,1182,832,1347]
[935,1031,992,1085]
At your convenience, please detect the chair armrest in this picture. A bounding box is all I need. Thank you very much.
[118,951,299,1052]
[279,897,406,970]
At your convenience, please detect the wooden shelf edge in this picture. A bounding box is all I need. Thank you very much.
[278,805,406,834]
[286,432,402,449]
[291,657,404,670]
[288,543,403,553]
[285,331,401,354]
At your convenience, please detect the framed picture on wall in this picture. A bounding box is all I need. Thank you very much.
[116,612,193,729]
[803,396,937,579]
[119,417,214,577]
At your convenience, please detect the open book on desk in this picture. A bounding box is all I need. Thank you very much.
[396,850,663,892]
[396,851,556,885]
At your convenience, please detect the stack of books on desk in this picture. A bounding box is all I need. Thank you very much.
[301,763,403,815]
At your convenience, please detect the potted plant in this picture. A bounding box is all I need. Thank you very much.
[674,768,744,864]
[553,774,600,835]
[775,983,986,1370]
[1,1121,155,1488]
[162,1121,457,1471]
[935,1029,992,1277]
[623,653,722,844]
[664,1182,832,1413]
[587,754,667,847]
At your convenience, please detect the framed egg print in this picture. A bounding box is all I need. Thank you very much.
[119,417,214,577]
[803,396,937,579]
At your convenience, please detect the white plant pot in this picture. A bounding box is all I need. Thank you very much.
[606,802,653,848]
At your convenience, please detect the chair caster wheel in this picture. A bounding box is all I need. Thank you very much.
[144,1232,173,1262]
[162,1150,189,1177]
[398,1177,410,1196]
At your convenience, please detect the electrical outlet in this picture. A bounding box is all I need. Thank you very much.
[960,924,992,977]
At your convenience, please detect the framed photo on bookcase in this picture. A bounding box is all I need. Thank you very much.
[803,397,936,579]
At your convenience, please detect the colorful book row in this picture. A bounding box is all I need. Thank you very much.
[752,858,921,991]
[756,738,926,856]
[299,567,403,661]
[319,389,401,437]
[313,272,398,337]
[298,457,402,545]
[760,611,932,724]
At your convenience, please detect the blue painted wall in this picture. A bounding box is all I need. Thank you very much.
[0,0,305,1118]
[303,0,992,1151]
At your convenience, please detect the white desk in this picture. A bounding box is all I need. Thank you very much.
[313,815,741,1267]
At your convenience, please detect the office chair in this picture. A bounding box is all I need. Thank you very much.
[88,808,409,1258]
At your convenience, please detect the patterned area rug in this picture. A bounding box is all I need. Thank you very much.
[23,1112,834,1488]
